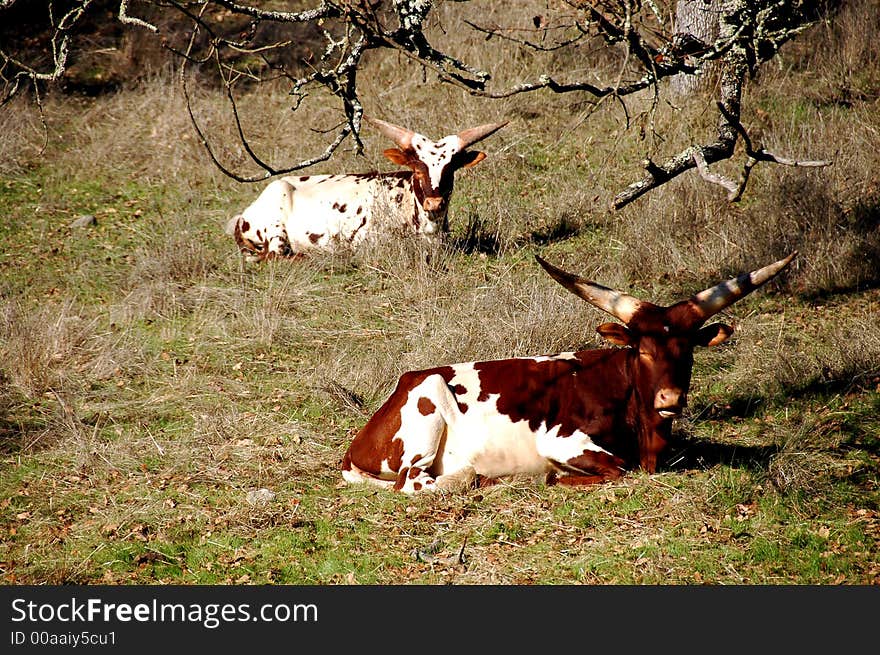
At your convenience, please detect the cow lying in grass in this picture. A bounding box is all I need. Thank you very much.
[341,252,797,492]
[228,117,507,261]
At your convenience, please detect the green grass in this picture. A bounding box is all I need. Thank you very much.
[2,155,877,584]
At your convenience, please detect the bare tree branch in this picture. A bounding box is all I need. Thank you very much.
[611,0,826,209]
[718,101,832,169]
[178,16,357,183]
[210,0,337,23]
[693,148,739,197]
[688,100,833,203]
[1,0,831,202]
[119,0,158,32]
[612,141,733,209]
[462,17,590,53]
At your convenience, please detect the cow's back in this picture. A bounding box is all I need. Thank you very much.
[281,173,419,249]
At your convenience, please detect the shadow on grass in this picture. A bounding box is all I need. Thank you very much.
[661,434,779,474]
[780,180,880,297]
[691,367,879,423]
[0,410,49,455]
[0,379,60,455]
[450,214,503,255]
[528,214,582,246]
[664,366,880,474]
[450,212,584,255]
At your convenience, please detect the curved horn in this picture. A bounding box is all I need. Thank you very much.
[363,116,415,149]
[536,255,644,324]
[457,121,509,149]
[689,251,798,321]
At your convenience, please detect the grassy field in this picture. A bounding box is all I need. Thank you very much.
[1,2,878,585]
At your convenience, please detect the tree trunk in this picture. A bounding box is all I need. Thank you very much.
[670,0,722,99]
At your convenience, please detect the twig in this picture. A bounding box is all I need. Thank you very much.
[693,148,739,198]
[147,429,166,457]
[462,18,589,52]
[74,543,107,575]
[118,0,157,32]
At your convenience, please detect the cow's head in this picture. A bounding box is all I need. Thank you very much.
[537,252,797,469]
[365,117,508,217]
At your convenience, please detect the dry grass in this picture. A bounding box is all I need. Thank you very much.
[0,298,100,396]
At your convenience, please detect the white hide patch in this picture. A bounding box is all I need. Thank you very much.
[410,134,463,190]
[534,424,610,464]
[387,374,455,475]
[441,357,615,477]
[532,352,579,362]
[406,362,560,479]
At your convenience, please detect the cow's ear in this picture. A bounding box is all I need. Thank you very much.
[383,148,411,166]
[457,150,487,169]
[696,323,734,347]
[597,322,633,346]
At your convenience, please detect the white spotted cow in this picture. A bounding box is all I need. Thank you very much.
[341,252,797,493]
[228,117,508,261]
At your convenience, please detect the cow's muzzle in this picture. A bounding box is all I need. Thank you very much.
[655,388,686,418]
[422,196,444,212]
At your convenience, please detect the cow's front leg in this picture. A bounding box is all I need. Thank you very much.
[552,450,626,486]
[537,429,626,487]
[433,466,479,492]
[638,429,668,474]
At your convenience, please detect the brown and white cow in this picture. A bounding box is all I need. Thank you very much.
[228,118,508,261]
[341,252,797,493]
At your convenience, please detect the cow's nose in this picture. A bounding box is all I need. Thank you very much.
[655,388,685,417]
[423,196,444,212]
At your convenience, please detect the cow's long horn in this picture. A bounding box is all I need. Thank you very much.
[690,251,798,320]
[364,116,414,149]
[457,121,509,149]
[536,255,643,324]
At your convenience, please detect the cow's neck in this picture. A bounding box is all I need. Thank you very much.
[566,348,636,458]
[622,349,671,473]
[413,205,448,232]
